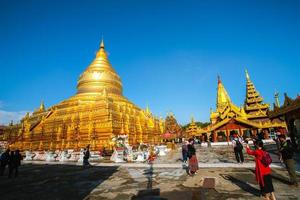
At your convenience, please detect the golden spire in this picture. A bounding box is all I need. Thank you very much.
[274,91,280,107]
[191,115,195,123]
[39,101,45,111]
[145,105,151,114]
[244,69,269,117]
[245,69,250,81]
[217,76,231,111]
[77,39,123,95]
[100,38,105,49]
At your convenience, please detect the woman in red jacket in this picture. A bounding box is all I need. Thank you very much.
[246,140,276,200]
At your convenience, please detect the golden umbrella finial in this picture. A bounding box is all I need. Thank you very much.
[245,69,250,81]
[100,36,105,49]
[217,74,221,84]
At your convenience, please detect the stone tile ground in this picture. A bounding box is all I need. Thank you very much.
[0,145,299,200]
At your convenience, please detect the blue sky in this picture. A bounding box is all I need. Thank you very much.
[0,0,299,125]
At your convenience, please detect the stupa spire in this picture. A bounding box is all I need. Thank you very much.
[77,39,123,95]
[100,37,105,49]
[39,101,45,111]
[217,76,231,111]
[244,70,269,118]
[245,69,250,81]
[191,115,195,123]
[274,91,280,107]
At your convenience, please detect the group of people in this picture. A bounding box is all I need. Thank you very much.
[181,134,298,200]
[0,149,22,178]
[234,133,298,200]
[182,138,199,175]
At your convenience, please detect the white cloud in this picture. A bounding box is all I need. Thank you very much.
[0,110,29,125]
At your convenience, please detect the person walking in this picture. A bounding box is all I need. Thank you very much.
[278,134,298,187]
[246,140,276,200]
[0,148,10,176]
[182,141,188,163]
[232,134,244,164]
[187,138,199,175]
[83,145,91,167]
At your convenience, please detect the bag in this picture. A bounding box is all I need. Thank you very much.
[261,151,272,167]
[235,139,243,151]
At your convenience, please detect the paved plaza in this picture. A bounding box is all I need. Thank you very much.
[0,145,299,200]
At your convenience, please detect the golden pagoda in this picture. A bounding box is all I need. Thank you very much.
[7,39,164,151]
[185,116,198,138]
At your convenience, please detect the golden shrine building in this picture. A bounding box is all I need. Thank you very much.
[186,70,287,142]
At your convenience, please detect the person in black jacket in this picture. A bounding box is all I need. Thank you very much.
[278,134,298,186]
[13,150,22,177]
[8,151,15,178]
[187,138,198,175]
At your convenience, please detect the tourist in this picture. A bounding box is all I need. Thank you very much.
[232,134,244,164]
[8,151,15,178]
[147,146,156,164]
[83,145,91,167]
[13,150,22,177]
[182,141,188,163]
[0,148,10,176]
[187,138,199,175]
[278,134,298,187]
[246,140,276,200]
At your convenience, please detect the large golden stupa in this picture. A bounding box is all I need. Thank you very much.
[8,40,164,151]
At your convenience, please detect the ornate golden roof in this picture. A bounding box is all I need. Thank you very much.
[77,39,123,95]
[244,69,269,118]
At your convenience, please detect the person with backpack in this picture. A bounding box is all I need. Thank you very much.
[278,134,298,187]
[232,134,244,164]
[246,140,276,200]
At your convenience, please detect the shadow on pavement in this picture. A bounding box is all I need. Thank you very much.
[249,168,292,185]
[132,162,167,200]
[0,163,119,200]
[220,174,261,197]
[270,172,292,185]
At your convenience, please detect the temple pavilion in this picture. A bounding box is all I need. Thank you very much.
[5,40,164,151]
[188,70,287,142]
[269,93,300,148]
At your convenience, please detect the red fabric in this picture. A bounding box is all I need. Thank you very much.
[246,147,271,187]
[188,155,199,172]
